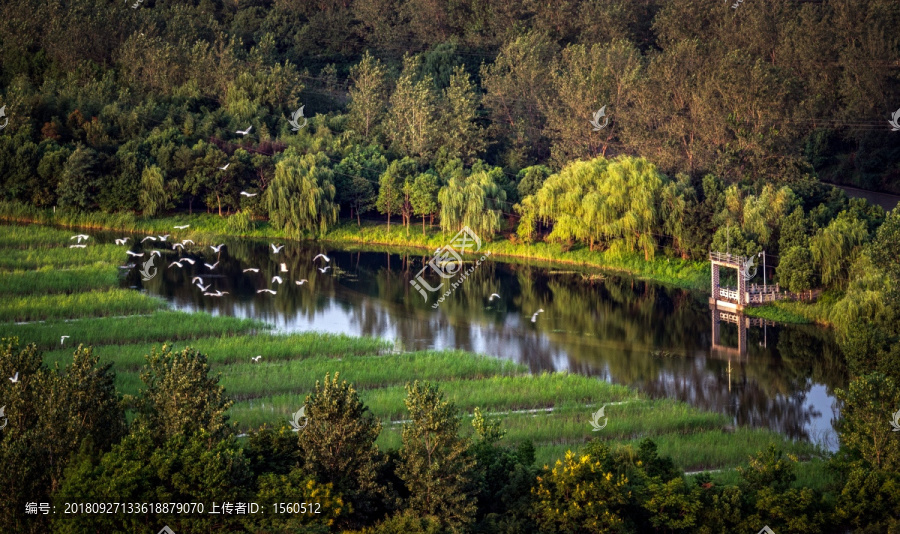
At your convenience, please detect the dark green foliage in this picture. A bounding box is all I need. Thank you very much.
[777,246,817,292]
[298,373,388,528]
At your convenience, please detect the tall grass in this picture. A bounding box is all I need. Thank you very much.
[1,311,267,350]
[42,332,393,372]
[230,372,638,427]
[0,289,165,322]
[0,245,124,271]
[0,223,80,249]
[0,266,119,295]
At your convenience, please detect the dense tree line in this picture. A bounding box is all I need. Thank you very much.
[1,337,898,533]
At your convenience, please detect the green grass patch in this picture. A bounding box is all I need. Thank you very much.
[42,332,393,372]
[745,291,841,326]
[0,265,119,295]
[0,289,165,322]
[230,372,637,430]
[0,244,125,271]
[0,223,82,249]
[1,310,268,350]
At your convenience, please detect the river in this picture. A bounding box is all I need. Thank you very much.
[121,234,846,449]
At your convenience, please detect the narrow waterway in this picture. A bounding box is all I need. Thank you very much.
[117,234,846,449]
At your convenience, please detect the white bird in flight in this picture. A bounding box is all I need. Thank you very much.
[210,244,225,253]
[218,163,230,171]
[318,266,331,273]
[257,289,277,294]
[169,261,183,268]
[174,225,190,230]
[296,279,308,285]
[243,268,259,273]
[236,125,253,136]
[271,243,284,253]
[204,261,219,270]
[531,309,545,323]
[158,234,170,241]
[192,276,204,284]
[173,243,184,250]
[251,355,262,363]
[181,258,196,265]
[240,191,257,197]
[70,234,90,243]
[114,238,130,245]
[271,276,283,284]
[489,293,501,301]
[204,290,229,297]
[126,251,144,257]
[141,236,157,243]
[280,263,288,273]
[69,244,87,249]
[150,250,162,258]
[60,336,70,345]
[9,372,18,383]
[182,239,194,245]
[313,254,330,263]
[196,283,211,292]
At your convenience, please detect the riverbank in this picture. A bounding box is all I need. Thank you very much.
[0,201,709,291]
[0,220,830,484]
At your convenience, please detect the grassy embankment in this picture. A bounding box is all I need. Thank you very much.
[0,200,709,291]
[1,200,835,325]
[0,221,831,487]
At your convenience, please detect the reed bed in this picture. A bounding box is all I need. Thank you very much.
[0,266,119,295]
[229,372,638,428]
[0,289,165,322]
[42,332,393,372]
[0,245,124,271]
[0,223,80,249]
[1,311,267,350]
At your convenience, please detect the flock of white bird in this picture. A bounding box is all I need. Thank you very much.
[51,227,545,366]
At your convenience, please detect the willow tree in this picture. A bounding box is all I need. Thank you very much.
[438,170,506,239]
[528,156,669,259]
[138,165,168,216]
[810,211,868,287]
[265,150,338,238]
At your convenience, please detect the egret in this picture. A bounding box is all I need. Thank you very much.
[313,254,330,263]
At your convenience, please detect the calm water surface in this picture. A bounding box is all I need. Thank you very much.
[120,235,845,448]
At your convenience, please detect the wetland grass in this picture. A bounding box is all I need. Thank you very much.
[0,245,124,271]
[1,311,267,350]
[0,288,165,322]
[0,265,119,295]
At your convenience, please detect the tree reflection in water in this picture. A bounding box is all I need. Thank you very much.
[129,237,846,447]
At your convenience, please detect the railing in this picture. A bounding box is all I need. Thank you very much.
[709,251,748,266]
[718,287,740,301]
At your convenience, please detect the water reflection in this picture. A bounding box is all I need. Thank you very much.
[122,235,845,448]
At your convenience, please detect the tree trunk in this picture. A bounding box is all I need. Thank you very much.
[357,208,361,227]
[422,216,426,235]
[217,193,222,217]
[387,212,390,230]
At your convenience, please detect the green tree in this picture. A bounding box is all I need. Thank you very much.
[298,373,387,528]
[138,164,168,216]
[377,157,416,230]
[56,144,105,211]
[439,66,484,164]
[409,171,440,235]
[777,246,817,292]
[247,467,345,534]
[809,211,868,287]
[348,51,389,140]
[334,146,387,226]
[0,340,124,534]
[438,170,506,239]
[265,150,338,238]
[397,381,475,532]
[134,344,232,442]
[385,55,438,159]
